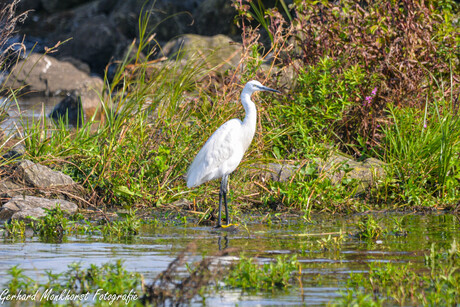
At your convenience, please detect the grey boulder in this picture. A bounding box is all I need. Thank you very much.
[17,160,76,189]
[0,195,78,220]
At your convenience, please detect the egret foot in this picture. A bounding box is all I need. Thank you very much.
[213,223,239,232]
[221,223,238,228]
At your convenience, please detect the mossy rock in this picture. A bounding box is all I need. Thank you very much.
[160,34,242,73]
[256,153,386,194]
[317,154,386,193]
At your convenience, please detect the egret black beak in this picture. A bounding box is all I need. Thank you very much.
[259,85,281,94]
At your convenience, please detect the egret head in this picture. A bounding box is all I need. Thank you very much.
[244,80,281,95]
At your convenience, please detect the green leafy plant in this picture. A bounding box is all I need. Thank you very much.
[29,205,69,242]
[316,231,346,252]
[6,261,142,305]
[224,255,298,291]
[7,266,37,295]
[101,210,140,239]
[271,57,370,158]
[353,215,387,240]
[3,219,26,239]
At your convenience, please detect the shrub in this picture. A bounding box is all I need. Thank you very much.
[235,0,459,154]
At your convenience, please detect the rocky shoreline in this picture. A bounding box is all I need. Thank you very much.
[0,147,386,221]
[0,0,390,220]
[14,0,241,75]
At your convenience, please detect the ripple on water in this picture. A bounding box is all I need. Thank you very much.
[0,213,458,306]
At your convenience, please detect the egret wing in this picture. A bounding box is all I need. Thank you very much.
[187,119,243,187]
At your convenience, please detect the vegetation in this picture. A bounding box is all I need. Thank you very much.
[0,0,459,305]
[3,206,142,242]
[6,261,141,306]
[334,240,460,306]
[4,217,458,306]
[0,0,457,215]
[224,254,298,291]
[0,0,26,123]
[353,215,388,240]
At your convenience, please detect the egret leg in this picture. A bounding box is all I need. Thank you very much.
[224,185,229,225]
[217,174,229,227]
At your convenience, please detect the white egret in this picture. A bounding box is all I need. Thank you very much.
[186,80,281,228]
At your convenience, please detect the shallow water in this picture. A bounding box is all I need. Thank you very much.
[0,213,458,306]
[0,96,59,134]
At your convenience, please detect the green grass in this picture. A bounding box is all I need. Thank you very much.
[374,72,460,206]
[0,0,458,214]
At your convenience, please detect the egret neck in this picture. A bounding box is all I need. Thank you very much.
[240,90,257,150]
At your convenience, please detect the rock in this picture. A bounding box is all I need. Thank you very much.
[259,163,298,182]
[6,53,104,96]
[357,157,386,191]
[2,143,26,160]
[317,154,386,193]
[40,0,94,13]
[54,14,130,73]
[12,0,240,77]
[16,160,76,189]
[258,153,386,194]
[194,0,237,37]
[49,90,105,126]
[13,0,242,77]
[170,198,192,208]
[0,178,24,198]
[0,195,77,220]
[160,34,242,73]
[17,0,42,13]
[6,53,106,124]
[260,62,298,90]
[59,56,92,74]
[317,154,356,184]
[110,0,196,41]
[49,93,83,126]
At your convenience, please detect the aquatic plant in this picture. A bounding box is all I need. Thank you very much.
[6,205,142,242]
[224,254,298,291]
[353,215,387,240]
[316,231,346,252]
[29,205,69,242]
[5,261,142,305]
[7,266,36,295]
[335,240,460,305]
[4,243,240,306]
[3,219,26,239]
[100,210,140,239]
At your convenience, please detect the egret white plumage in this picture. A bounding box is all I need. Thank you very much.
[186,80,281,227]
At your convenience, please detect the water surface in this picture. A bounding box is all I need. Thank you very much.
[1,213,458,306]
[1,96,59,134]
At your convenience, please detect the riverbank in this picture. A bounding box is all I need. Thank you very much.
[0,1,459,221]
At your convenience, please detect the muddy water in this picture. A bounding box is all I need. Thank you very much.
[0,213,458,305]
